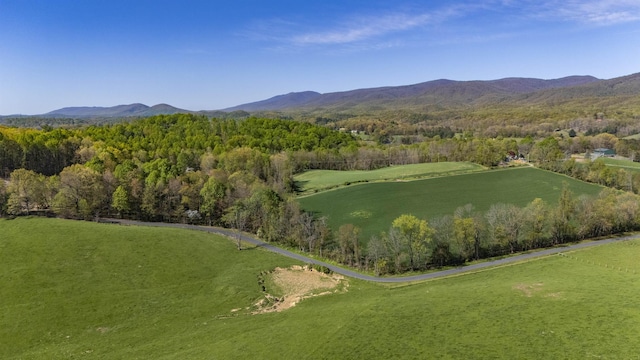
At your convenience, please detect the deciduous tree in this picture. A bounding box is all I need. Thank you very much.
[337,224,360,266]
[453,205,484,261]
[485,203,523,254]
[200,176,228,225]
[392,214,433,270]
[530,136,563,163]
[520,198,550,249]
[7,169,47,215]
[0,180,7,216]
[384,227,406,273]
[551,183,576,244]
[223,201,250,250]
[367,235,388,276]
[111,185,130,217]
[430,215,455,266]
[52,164,105,219]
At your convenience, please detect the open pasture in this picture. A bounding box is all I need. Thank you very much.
[294,162,485,194]
[2,218,640,359]
[0,217,298,359]
[601,157,640,172]
[298,166,603,240]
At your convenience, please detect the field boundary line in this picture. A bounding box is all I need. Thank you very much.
[102,218,640,284]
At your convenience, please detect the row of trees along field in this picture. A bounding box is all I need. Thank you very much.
[342,187,640,275]
[2,114,640,273]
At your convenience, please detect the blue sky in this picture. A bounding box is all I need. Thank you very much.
[1,0,639,114]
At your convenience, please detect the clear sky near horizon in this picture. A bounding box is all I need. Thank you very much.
[1,0,639,115]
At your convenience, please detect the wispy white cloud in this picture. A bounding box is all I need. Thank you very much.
[429,31,521,46]
[284,5,471,47]
[246,1,640,53]
[525,0,640,25]
[290,13,433,45]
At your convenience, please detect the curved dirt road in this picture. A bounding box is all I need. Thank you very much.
[108,219,639,283]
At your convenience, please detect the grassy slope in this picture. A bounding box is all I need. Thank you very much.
[298,166,603,241]
[295,162,485,193]
[2,218,640,359]
[0,218,299,360]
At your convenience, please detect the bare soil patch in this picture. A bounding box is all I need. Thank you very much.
[513,282,544,297]
[252,265,347,314]
[513,283,564,299]
[544,292,564,299]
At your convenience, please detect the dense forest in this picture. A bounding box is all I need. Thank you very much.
[2,113,640,273]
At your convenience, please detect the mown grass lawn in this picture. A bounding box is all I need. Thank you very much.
[298,166,603,241]
[2,218,640,359]
[294,162,485,194]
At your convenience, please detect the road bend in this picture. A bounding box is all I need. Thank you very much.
[106,219,639,283]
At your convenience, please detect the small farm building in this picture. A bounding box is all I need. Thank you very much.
[591,148,616,160]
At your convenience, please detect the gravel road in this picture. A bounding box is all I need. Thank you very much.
[107,219,638,283]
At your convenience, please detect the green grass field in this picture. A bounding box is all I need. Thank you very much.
[295,162,485,194]
[0,217,299,359]
[298,166,604,241]
[602,157,640,172]
[2,218,640,359]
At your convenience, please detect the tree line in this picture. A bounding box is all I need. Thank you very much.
[340,187,640,275]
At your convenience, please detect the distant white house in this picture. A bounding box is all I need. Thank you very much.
[591,148,616,160]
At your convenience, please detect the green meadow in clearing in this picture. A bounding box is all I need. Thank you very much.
[298,166,603,240]
[601,157,640,172]
[2,217,640,359]
[294,162,485,194]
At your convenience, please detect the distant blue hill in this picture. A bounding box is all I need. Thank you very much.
[5,72,640,118]
[42,103,189,118]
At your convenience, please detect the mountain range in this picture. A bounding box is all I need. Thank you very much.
[223,75,603,112]
[41,103,188,118]
[3,72,640,118]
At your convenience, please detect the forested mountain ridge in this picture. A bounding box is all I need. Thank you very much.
[0,74,609,118]
[226,75,602,111]
[224,91,322,112]
[3,73,639,137]
[43,103,189,118]
[508,72,640,104]
[227,73,640,135]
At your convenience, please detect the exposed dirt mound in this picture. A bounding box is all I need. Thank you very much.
[252,265,348,314]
